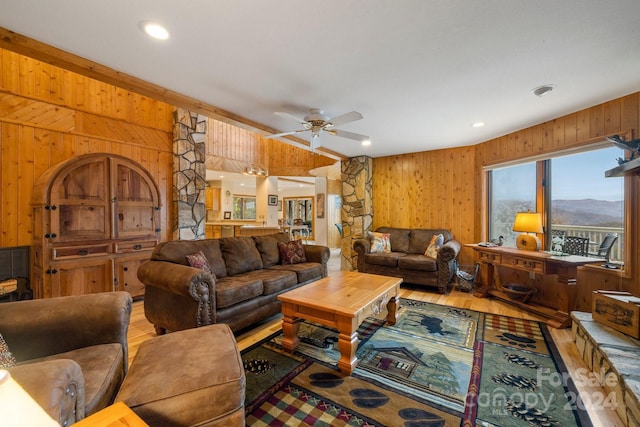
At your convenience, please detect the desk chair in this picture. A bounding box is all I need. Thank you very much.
[589,233,618,262]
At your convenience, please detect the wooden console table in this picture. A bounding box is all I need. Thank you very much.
[467,244,601,328]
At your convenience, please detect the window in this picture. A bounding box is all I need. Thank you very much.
[488,145,625,262]
[232,195,256,220]
[489,162,537,247]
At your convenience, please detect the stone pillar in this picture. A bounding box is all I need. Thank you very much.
[341,156,373,270]
[173,109,207,240]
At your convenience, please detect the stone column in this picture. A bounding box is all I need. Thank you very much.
[341,156,372,270]
[173,109,207,240]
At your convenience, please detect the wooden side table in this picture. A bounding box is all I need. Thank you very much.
[72,402,148,427]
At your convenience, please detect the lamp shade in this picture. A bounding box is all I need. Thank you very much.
[512,212,543,234]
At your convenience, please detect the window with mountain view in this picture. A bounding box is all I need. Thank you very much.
[550,148,624,261]
[488,145,625,262]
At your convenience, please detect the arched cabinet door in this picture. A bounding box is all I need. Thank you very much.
[48,157,111,242]
[111,158,161,239]
[32,153,162,299]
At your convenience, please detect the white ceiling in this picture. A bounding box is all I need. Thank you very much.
[1,1,640,158]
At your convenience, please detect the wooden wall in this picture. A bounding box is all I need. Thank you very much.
[205,118,336,176]
[0,48,174,247]
[372,92,640,310]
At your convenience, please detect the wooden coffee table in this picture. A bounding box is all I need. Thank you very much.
[277,271,402,375]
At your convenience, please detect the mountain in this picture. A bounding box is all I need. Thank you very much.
[551,199,623,227]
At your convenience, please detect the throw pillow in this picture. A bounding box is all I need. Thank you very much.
[278,240,307,265]
[368,231,391,254]
[0,333,16,369]
[186,251,215,277]
[425,233,444,258]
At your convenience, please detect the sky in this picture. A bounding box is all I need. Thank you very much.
[492,146,624,202]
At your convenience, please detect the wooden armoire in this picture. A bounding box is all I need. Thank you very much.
[31,153,161,299]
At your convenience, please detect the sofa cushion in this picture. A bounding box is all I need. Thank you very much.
[239,269,297,295]
[185,250,215,277]
[28,343,125,416]
[398,254,437,271]
[425,234,444,258]
[252,235,281,267]
[408,229,453,254]
[364,252,405,267]
[221,237,264,275]
[376,227,411,253]
[368,231,391,253]
[152,239,227,278]
[214,276,264,308]
[278,240,307,264]
[270,263,323,283]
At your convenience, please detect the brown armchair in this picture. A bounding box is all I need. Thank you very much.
[0,292,132,426]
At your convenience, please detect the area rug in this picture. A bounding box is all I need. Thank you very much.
[242,299,592,426]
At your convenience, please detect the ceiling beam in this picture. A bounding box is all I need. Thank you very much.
[0,26,348,161]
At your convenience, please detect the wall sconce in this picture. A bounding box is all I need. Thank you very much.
[513,212,543,251]
[243,165,268,177]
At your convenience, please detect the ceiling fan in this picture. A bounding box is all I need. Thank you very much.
[266,108,370,150]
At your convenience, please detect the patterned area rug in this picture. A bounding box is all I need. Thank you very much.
[242,299,592,426]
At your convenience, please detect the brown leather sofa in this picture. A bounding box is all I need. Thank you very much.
[0,292,132,426]
[138,232,331,334]
[353,227,461,293]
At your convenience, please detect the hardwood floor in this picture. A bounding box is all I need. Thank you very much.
[127,257,622,426]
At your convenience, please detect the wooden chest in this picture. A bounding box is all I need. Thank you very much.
[592,290,640,339]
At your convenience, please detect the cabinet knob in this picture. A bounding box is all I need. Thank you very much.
[77,249,89,256]
[133,244,142,250]
[123,267,129,272]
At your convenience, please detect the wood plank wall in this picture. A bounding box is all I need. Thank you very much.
[205,118,336,176]
[372,92,640,309]
[0,48,174,247]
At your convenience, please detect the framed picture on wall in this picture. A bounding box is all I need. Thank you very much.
[317,193,325,218]
[268,195,278,206]
[223,211,231,219]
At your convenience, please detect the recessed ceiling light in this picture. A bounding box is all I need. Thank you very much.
[531,84,555,97]
[361,139,371,146]
[139,21,169,40]
[472,122,485,128]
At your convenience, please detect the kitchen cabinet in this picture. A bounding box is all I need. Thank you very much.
[31,153,161,299]
[205,187,220,211]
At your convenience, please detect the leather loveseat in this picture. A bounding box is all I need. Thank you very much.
[138,232,331,334]
[0,292,132,425]
[353,227,461,293]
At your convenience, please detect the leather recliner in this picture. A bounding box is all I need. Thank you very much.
[0,292,132,426]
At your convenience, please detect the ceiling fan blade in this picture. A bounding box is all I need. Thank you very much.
[274,111,307,125]
[326,111,363,127]
[330,129,370,142]
[265,129,308,138]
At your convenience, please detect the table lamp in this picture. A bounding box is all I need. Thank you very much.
[0,370,59,426]
[513,212,543,251]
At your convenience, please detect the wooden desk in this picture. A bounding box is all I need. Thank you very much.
[72,402,148,426]
[467,244,601,328]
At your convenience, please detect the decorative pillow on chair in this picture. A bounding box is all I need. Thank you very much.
[368,231,391,253]
[278,240,307,265]
[0,333,16,369]
[186,251,215,278]
[425,234,444,258]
